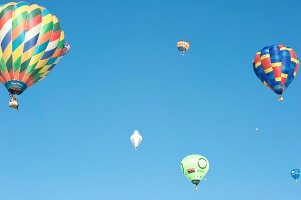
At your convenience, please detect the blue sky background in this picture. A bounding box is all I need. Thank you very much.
[0,0,301,199]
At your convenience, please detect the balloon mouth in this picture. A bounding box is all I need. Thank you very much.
[293,175,300,182]
[273,85,286,95]
[177,47,187,55]
[5,80,27,95]
[191,180,200,186]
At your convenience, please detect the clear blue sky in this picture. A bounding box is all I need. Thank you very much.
[0,0,301,199]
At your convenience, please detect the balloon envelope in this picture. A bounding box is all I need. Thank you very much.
[181,154,209,187]
[291,169,300,182]
[253,44,299,100]
[130,130,142,150]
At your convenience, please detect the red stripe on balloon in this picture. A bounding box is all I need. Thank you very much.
[26,14,41,31]
[254,53,261,64]
[19,71,25,80]
[261,57,272,70]
[0,73,7,82]
[8,69,14,79]
[273,67,281,81]
[50,30,60,41]
[0,11,13,30]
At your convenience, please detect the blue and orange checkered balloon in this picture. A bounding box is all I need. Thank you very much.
[253,45,299,101]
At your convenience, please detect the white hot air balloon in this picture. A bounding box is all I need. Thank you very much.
[130,130,142,150]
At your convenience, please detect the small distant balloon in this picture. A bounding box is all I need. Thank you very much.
[130,130,142,150]
[177,40,190,55]
[291,169,300,182]
[62,42,71,56]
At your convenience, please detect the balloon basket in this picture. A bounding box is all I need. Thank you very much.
[9,95,19,110]
[278,95,284,102]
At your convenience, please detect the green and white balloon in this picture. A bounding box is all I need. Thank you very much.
[181,154,209,189]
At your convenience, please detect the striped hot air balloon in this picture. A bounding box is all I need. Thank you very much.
[253,45,299,102]
[0,2,70,109]
[177,40,190,55]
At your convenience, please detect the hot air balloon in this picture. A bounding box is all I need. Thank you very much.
[253,45,299,102]
[0,2,70,109]
[291,169,300,182]
[181,154,209,190]
[62,42,70,56]
[177,40,190,55]
[130,130,142,150]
